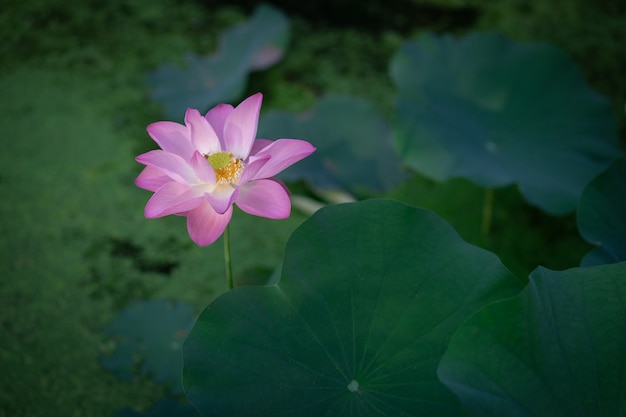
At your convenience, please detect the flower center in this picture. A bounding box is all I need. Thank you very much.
[206,152,244,185]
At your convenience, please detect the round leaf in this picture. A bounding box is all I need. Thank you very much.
[438,262,626,417]
[183,200,522,416]
[390,32,621,215]
[578,157,626,266]
[258,95,407,195]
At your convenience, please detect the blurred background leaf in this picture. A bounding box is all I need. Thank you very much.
[183,200,522,416]
[390,31,622,215]
[258,95,408,196]
[577,157,626,266]
[439,262,626,417]
[146,3,289,120]
[100,299,196,394]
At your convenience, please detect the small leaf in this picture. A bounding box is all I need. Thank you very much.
[390,32,622,215]
[101,300,196,394]
[438,262,626,417]
[147,4,289,120]
[577,157,626,266]
[258,95,408,195]
[183,200,522,416]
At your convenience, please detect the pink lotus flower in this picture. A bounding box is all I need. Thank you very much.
[135,93,315,246]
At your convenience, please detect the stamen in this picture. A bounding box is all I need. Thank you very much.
[206,152,244,184]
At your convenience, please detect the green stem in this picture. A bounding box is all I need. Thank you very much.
[481,187,494,236]
[224,225,234,290]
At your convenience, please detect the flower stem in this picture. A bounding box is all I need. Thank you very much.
[224,225,234,290]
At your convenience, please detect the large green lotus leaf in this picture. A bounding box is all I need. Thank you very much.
[258,95,407,194]
[183,200,522,416]
[390,32,621,215]
[147,4,289,120]
[438,262,626,417]
[101,300,196,394]
[577,157,626,266]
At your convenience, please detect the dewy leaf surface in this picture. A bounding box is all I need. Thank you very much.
[390,32,622,215]
[147,4,289,120]
[438,262,626,417]
[183,200,522,416]
[577,157,626,266]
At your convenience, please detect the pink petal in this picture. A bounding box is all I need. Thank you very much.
[144,182,207,218]
[205,103,234,148]
[186,202,233,246]
[250,44,283,70]
[190,151,216,183]
[185,108,221,154]
[248,139,316,180]
[238,155,270,184]
[249,138,273,156]
[146,121,195,159]
[206,184,239,214]
[136,150,198,184]
[224,93,263,158]
[135,166,171,192]
[236,179,291,219]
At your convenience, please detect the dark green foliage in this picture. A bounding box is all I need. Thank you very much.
[0,69,167,416]
[1,0,624,415]
[116,398,199,417]
[0,66,304,416]
[390,31,621,215]
[101,300,196,394]
[205,0,478,33]
[439,262,626,417]
[472,0,626,130]
[385,178,591,280]
[184,201,522,416]
[578,157,626,266]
